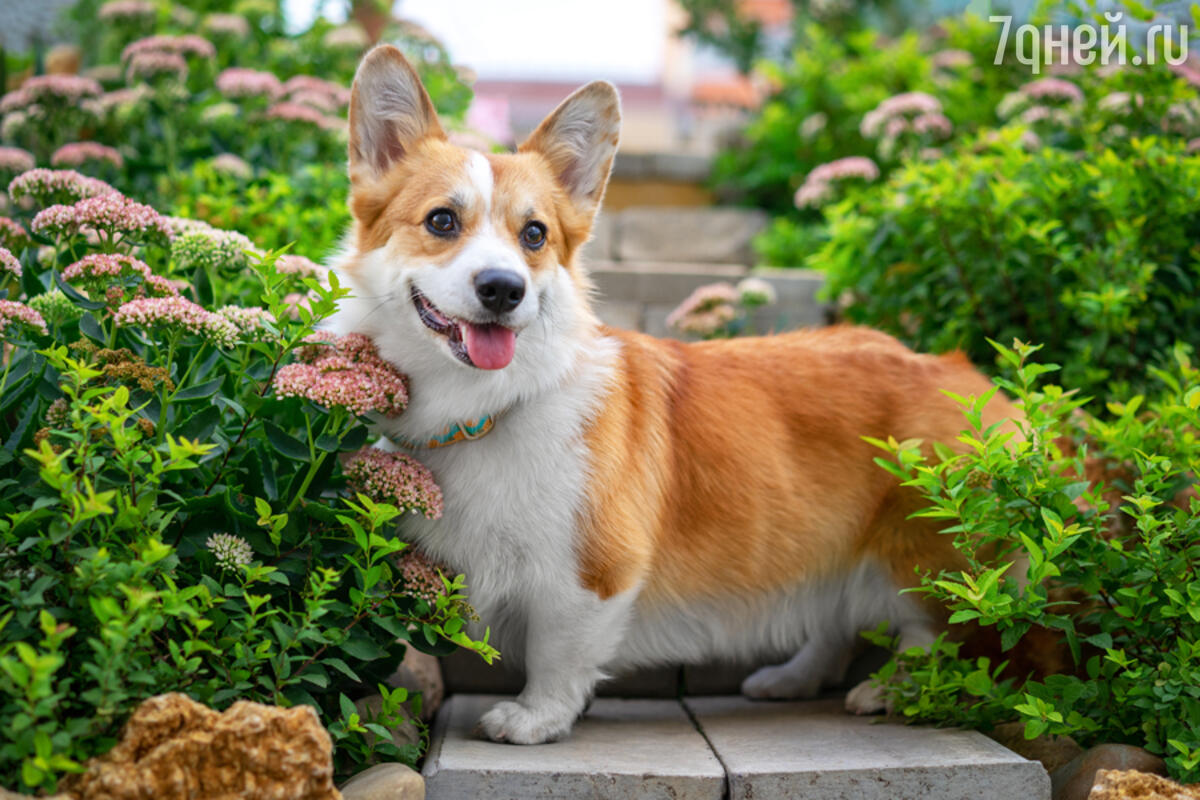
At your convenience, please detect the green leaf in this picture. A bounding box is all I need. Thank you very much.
[174,377,224,401]
[264,421,310,460]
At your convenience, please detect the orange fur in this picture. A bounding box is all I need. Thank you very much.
[577,326,1019,615]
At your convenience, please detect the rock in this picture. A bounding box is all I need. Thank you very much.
[58,692,341,800]
[354,694,421,753]
[1052,743,1168,800]
[2,788,69,799]
[387,648,444,721]
[339,763,425,800]
[987,721,1085,774]
[1088,769,1200,799]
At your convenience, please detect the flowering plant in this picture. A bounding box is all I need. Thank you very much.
[666,277,779,339]
[0,171,496,792]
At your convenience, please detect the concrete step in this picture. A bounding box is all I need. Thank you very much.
[422,694,725,800]
[422,694,1050,800]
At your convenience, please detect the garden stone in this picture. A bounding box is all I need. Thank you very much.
[1087,769,1200,799]
[987,721,1084,774]
[1052,744,1168,800]
[1,789,68,799]
[340,762,426,800]
[613,207,768,265]
[354,694,422,753]
[57,693,339,800]
[387,648,445,721]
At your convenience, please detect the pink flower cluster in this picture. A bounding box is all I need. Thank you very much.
[345,448,444,519]
[931,49,973,69]
[83,87,149,118]
[276,254,325,278]
[0,147,36,174]
[98,0,156,21]
[9,168,114,205]
[282,75,351,109]
[121,34,216,64]
[395,547,448,602]
[51,142,124,169]
[266,101,334,128]
[63,254,177,302]
[209,153,252,179]
[0,75,101,112]
[793,156,880,210]
[216,68,282,99]
[127,51,188,83]
[1021,78,1084,104]
[273,333,409,417]
[666,282,741,336]
[0,218,29,251]
[0,299,47,335]
[0,246,20,278]
[113,296,238,347]
[861,92,943,138]
[33,192,170,242]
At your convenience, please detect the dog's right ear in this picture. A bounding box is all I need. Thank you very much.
[349,45,445,180]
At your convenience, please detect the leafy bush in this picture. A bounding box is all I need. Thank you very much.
[0,169,497,793]
[869,339,1200,781]
[812,134,1200,401]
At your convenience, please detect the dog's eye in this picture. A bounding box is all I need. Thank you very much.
[425,209,458,236]
[521,221,546,249]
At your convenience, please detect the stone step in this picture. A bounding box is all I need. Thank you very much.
[422,694,1050,800]
[422,694,725,800]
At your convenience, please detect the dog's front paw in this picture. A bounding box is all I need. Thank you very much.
[476,700,574,744]
[844,678,890,715]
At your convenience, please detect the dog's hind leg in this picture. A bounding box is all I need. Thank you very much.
[741,632,856,700]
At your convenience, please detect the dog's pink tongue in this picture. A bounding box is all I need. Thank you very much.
[463,322,516,370]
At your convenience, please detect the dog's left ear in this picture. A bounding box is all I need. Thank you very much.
[519,81,621,222]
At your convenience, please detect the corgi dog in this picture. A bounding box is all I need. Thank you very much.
[330,45,1018,744]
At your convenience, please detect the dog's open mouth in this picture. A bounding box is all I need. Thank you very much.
[412,287,517,370]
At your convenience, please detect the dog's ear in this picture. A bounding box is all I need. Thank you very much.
[519,81,621,221]
[349,45,445,180]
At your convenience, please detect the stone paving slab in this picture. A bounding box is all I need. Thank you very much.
[685,696,1051,800]
[422,695,725,800]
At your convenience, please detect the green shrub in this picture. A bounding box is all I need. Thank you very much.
[869,339,1200,781]
[812,135,1200,402]
[0,172,496,793]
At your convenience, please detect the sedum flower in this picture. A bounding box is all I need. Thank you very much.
[9,168,115,206]
[217,305,276,341]
[171,227,257,272]
[113,296,238,347]
[666,282,741,337]
[276,254,325,279]
[216,67,282,99]
[861,92,942,138]
[0,218,30,252]
[931,49,972,69]
[1021,77,1084,105]
[35,192,170,244]
[282,75,350,108]
[273,333,409,417]
[265,101,336,128]
[345,448,444,519]
[206,532,253,571]
[0,299,48,336]
[396,547,448,602]
[0,147,36,175]
[63,252,152,283]
[737,277,777,307]
[0,247,20,278]
[126,51,188,83]
[28,290,83,327]
[209,153,252,179]
[51,142,124,169]
[121,35,216,63]
[793,156,879,210]
[1,75,101,109]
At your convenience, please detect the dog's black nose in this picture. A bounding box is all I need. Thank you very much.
[474,269,526,314]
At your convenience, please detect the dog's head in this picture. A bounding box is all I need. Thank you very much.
[340,45,620,377]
